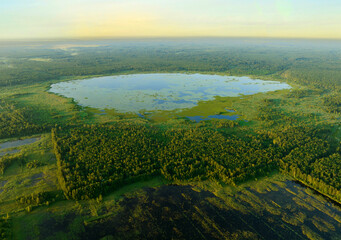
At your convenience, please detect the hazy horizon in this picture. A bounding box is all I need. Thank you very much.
[1,36,341,43]
[1,0,341,40]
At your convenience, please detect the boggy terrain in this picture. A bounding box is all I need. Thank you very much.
[0,39,341,239]
[14,177,341,240]
[83,182,341,240]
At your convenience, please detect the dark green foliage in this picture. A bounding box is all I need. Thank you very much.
[52,123,280,199]
[52,123,163,199]
[323,93,341,113]
[270,126,341,201]
[26,160,43,169]
[286,89,322,99]
[0,100,47,139]
[52,120,339,200]
[0,217,11,240]
[160,128,278,184]
[0,153,23,174]
[16,190,65,207]
[310,153,341,189]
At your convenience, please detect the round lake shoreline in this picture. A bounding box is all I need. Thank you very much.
[49,73,291,114]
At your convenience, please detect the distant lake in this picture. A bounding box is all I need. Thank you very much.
[49,73,291,113]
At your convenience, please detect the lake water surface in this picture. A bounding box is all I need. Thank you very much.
[49,73,291,113]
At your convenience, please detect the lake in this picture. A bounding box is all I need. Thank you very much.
[49,73,291,113]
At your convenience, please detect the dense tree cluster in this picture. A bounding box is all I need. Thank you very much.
[0,218,11,240]
[160,128,278,184]
[16,190,64,207]
[52,122,280,199]
[323,93,341,113]
[286,89,322,99]
[310,154,341,189]
[268,126,341,201]
[0,100,46,139]
[52,121,339,200]
[52,123,163,199]
[256,99,298,127]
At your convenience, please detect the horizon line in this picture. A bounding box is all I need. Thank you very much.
[1,36,341,43]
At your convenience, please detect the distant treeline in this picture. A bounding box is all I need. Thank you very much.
[1,40,340,92]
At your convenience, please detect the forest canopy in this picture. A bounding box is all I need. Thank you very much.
[52,121,340,200]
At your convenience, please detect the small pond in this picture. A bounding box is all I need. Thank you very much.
[186,114,239,122]
[49,73,291,113]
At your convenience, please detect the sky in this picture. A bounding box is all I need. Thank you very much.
[1,0,341,40]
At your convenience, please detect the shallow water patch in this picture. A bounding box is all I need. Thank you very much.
[186,114,240,122]
[0,137,40,152]
[49,73,291,113]
[0,149,20,157]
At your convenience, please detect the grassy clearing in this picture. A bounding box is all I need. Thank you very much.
[8,85,76,124]
[103,177,168,201]
[0,134,59,214]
